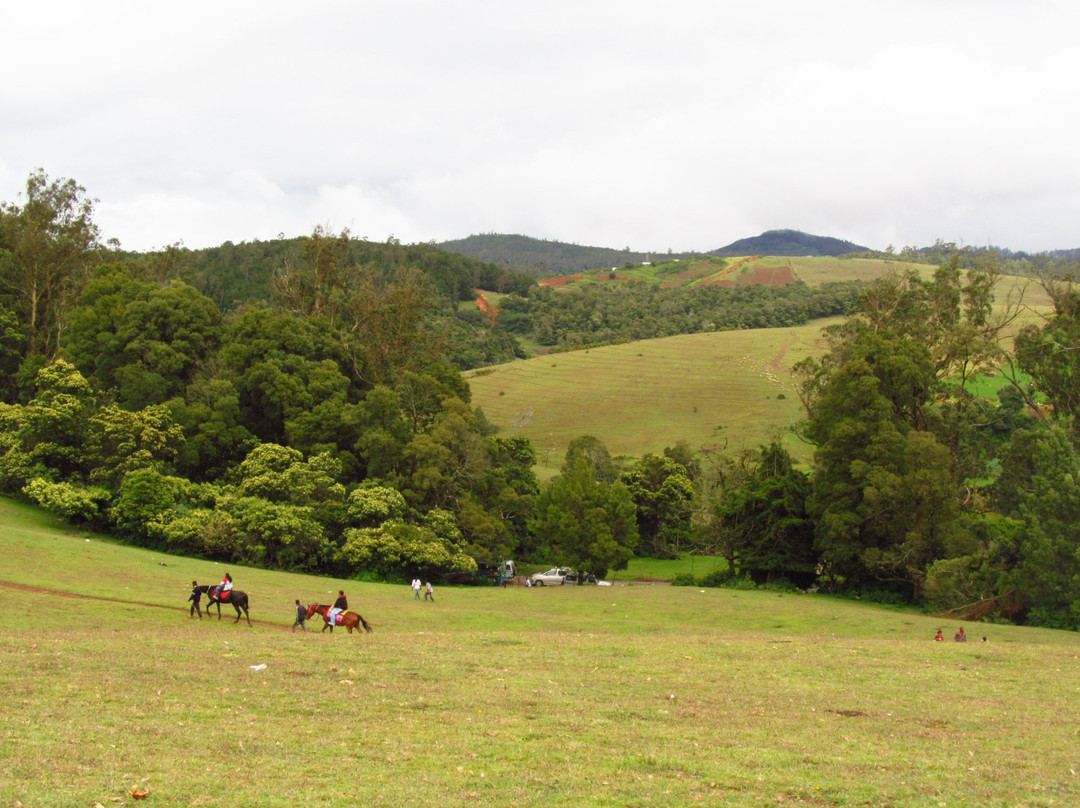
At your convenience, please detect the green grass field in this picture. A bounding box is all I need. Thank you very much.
[2,498,1079,807]
[467,321,840,471]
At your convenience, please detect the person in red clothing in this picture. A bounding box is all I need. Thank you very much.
[218,572,233,600]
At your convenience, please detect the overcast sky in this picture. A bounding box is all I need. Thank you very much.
[3,1,1078,254]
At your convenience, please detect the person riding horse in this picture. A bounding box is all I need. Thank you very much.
[216,572,234,601]
[327,590,347,626]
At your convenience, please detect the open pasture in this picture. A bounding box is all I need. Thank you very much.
[467,323,838,470]
[2,499,1079,807]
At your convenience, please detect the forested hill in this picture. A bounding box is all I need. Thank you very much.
[128,235,536,313]
[709,229,867,257]
[438,234,693,277]
[440,230,868,275]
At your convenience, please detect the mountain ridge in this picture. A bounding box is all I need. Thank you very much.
[440,229,868,276]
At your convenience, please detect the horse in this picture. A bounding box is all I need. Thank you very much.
[306,603,372,634]
[195,584,252,625]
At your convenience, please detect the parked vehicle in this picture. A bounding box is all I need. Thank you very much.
[475,560,518,586]
[530,567,572,586]
[499,560,517,585]
[563,571,598,585]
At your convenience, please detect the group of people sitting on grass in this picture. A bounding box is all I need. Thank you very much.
[935,626,986,642]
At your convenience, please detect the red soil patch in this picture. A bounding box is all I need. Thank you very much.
[539,274,584,287]
[474,291,498,327]
[743,264,797,287]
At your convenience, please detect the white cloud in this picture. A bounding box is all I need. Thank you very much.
[3,0,1079,252]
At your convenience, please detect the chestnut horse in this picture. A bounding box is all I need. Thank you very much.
[306,604,372,634]
[195,584,251,625]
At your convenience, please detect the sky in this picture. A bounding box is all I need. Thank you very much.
[3,0,1079,254]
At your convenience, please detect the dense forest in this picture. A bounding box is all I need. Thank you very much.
[505,280,863,348]
[438,233,689,277]
[4,170,1080,630]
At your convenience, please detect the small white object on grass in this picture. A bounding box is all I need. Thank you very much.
[250,663,267,671]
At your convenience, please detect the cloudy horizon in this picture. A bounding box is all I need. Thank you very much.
[3,0,1078,255]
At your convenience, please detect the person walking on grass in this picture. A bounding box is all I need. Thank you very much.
[292,599,307,632]
[424,581,434,602]
[412,578,421,600]
[188,580,203,618]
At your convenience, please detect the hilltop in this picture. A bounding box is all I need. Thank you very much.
[709,229,868,257]
[437,233,691,277]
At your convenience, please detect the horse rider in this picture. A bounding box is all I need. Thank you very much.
[218,572,233,601]
[327,590,347,625]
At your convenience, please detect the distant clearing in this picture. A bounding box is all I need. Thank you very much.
[535,255,942,290]
[467,323,836,469]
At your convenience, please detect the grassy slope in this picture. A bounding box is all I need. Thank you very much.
[468,321,837,470]
[469,259,1052,471]
[2,498,1079,808]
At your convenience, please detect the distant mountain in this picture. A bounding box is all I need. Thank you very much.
[439,234,692,277]
[441,230,871,275]
[709,229,867,257]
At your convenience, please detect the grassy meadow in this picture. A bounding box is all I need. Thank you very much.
[2,498,1080,808]
[467,322,839,471]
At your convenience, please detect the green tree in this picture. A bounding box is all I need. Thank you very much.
[85,403,185,489]
[337,517,476,580]
[0,360,96,491]
[716,443,815,583]
[620,454,694,558]
[562,435,618,482]
[1013,287,1080,424]
[0,304,24,403]
[994,426,1080,628]
[0,170,102,355]
[529,456,637,580]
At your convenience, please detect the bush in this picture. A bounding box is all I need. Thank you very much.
[760,576,802,593]
[670,572,697,586]
[698,569,758,590]
[698,569,731,588]
[858,587,908,606]
[722,577,759,591]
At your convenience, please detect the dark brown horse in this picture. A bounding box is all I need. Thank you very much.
[196,584,251,625]
[306,603,372,634]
